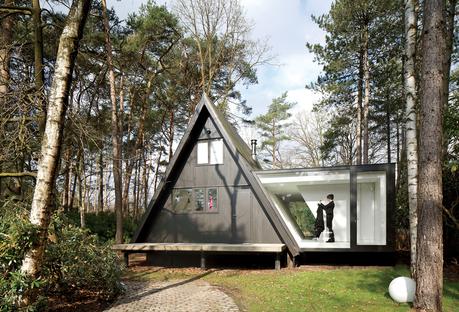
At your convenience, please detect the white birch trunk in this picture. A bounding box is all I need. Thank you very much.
[404,0,418,278]
[20,0,92,302]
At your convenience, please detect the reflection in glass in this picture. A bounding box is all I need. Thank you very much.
[207,188,217,211]
[257,169,350,248]
[173,189,193,212]
[195,188,204,211]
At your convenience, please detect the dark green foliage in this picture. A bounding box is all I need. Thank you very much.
[288,202,315,238]
[255,92,296,167]
[308,0,404,164]
[43,214,123,298]
[0,202,123,311]
[0,200,44,311]
[64,210,139,243]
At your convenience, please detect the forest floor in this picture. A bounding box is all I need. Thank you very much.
[48,254,459,312]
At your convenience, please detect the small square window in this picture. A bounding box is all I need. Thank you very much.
[207,188,218,212]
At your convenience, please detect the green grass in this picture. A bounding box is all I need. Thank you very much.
[125,265,459,312]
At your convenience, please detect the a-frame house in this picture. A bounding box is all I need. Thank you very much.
[116,95,395,268]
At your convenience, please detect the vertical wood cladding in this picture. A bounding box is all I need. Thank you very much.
[146,116,280,244]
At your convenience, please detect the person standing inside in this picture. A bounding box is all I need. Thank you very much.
[318,194,335,242]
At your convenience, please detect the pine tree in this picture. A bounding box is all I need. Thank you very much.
[255,92,296,168]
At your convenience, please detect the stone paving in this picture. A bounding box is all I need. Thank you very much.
[104,279,240,312]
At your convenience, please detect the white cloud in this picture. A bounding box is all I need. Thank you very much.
[237,0,332,118]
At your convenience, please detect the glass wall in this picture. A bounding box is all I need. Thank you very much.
[256,169,351,248]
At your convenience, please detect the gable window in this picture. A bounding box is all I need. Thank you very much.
[197,139,223,164]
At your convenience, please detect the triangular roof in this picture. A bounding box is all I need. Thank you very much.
[133,94,300,256]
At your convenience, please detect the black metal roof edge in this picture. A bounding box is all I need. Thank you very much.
[255,163,396,174]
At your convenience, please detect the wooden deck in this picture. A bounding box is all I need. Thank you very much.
[113,243,286,269]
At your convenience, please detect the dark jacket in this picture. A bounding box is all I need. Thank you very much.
[320,201,335,216]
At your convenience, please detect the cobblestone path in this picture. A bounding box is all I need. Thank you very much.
[104,279,239,312]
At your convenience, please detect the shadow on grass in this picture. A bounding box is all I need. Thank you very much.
[108,269,218,308]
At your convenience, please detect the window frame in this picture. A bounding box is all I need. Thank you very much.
[196,138,224,165]
[171,187,219,214]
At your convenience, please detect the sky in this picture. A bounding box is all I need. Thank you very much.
[107,0,333,118]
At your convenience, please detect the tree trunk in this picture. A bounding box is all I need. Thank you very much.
[20,0,91,304]
[362,24,370,164]
[414,0,447,310]
[32,0,46,134]
[0,0,14,199]
[386,98,391,163]
[69,161,77,210]
[62,148,71,210]
[356,47,364,165]
[168,109,175,162]
[404,0,419,279]
[97,150,104,213]
[0,0,13,106]
[101,0,123,244]
[78,152,85,228]
[142,150,148,213]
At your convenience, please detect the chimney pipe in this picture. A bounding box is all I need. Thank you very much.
[250,139,257,160]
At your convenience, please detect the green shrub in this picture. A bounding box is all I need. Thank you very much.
[0,201,124,310]
[0,200,44,311]
[43,214,123,299]
[64,210,139,243]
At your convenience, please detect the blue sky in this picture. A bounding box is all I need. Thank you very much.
[108,0,333,118]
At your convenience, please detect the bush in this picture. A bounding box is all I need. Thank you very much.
[64,210,139,243]
[43,214,123,298]
[0,201,124,311]
[0,200,44,311]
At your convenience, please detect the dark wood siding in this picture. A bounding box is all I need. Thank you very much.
[145,116,280,244]
[175,117,248,188]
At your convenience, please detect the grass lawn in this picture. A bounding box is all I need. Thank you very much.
[126,264,459,312]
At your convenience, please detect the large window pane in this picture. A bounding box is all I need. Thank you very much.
[257,170,350,248]
[209,139,223,164]
[197,141,208,164]
[172,189,193,212]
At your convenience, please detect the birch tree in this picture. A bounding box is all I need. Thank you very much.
[20,0,92,304]
[415,0,448,310]
[403,0,418,278]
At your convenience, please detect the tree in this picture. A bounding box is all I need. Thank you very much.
[101,0,123,244]
[289,110,326,167]
[415,0,449,310]
[308,0,404,165]
[403,0,418,278]
[172,0,270,113]
[20,0,92,304]
[255,92,296,168]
